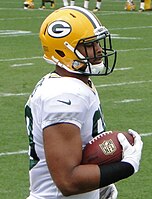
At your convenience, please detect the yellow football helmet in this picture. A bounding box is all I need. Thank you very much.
[39,6,117,76]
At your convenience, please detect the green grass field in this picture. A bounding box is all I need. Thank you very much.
[0,0,152,198]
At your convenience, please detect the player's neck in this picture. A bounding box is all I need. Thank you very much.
[55,66,89,85]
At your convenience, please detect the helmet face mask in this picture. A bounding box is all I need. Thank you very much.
[39,6,117,76]
[74,32,117,76]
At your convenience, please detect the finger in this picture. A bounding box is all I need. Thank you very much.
[128,129,142,148]
[117,133,131,150]
[128,129,138,137]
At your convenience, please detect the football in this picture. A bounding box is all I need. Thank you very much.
[82,131,134,165]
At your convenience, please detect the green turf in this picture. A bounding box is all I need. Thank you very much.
[0,0,152,198]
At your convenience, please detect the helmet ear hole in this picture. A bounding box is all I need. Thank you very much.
[55,50,65,57]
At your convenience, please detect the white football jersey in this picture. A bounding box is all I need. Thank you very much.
[25,73,106,199]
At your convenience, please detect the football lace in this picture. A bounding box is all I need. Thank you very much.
[89,131,113,144]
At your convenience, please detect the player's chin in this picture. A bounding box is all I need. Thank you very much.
[91,59,102,65]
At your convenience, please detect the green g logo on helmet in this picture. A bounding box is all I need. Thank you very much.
[48,21,71,38]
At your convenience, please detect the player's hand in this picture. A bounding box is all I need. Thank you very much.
[118,129,143,173]
[100,184,118,199]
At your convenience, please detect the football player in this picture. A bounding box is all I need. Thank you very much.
[83,0,102,12]
[139,0,152,11]
[39,0,55,9]
[24,0,34,9]
[62,0,75,7]
[124,0,136,11]
[25,6,143,199]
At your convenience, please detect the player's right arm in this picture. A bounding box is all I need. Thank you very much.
[43,124,143,196]
[43,123,100,196]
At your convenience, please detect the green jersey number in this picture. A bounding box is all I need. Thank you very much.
[92,107,106,138]
[25,105,39,170]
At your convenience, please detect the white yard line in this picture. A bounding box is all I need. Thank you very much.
[0,47,151,63]
[11,63,33,67]
[140,132,152,137]
[0,93,29,97]
[114,99,142,103]
[0,30,31,34]
[0,16,44,21]
[0,46,151,63]
[0,150,28,157]
[0,56,42,62]
[114,67,132,71]
[0,79,152,97]
[96,80,152,88]
[0,133,151,157]
[0,25,151,37]
[0,8,151,15]
[110,26,152,30]
[118,47,152,52]
[0,33,38,38]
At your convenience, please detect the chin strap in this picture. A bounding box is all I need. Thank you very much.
[43,40,105,75]
[43,55,85,75]
[43,54,105,75]
[44,55,67,69]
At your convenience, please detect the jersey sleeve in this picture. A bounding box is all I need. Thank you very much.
[41,93,89,129]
